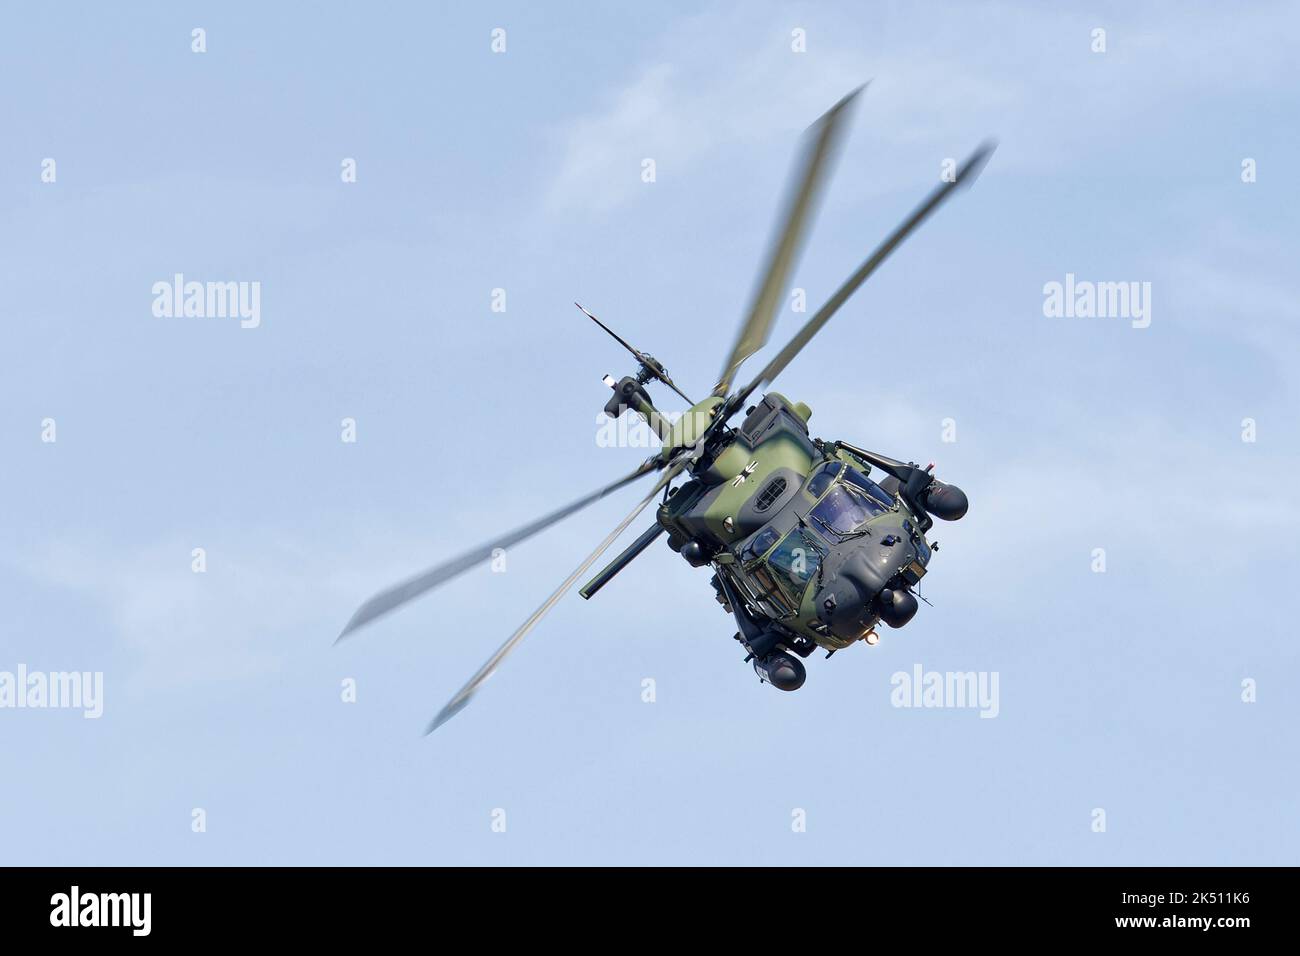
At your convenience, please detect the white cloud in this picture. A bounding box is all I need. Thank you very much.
[541,0,1298,216]
[539,3,1018,217]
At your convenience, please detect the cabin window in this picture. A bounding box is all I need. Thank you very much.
[754,476,787,513]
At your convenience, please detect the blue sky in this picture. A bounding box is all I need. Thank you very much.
[2,1,1297,865]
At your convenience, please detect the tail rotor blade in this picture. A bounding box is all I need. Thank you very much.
[576,302,693,404]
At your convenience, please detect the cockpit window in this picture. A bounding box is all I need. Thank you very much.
[740,527,780,563]
[746,565,794,617]
[805,461,842,498]
[765,529,824,601]
[843,467,894,509]
[810,483,887,537]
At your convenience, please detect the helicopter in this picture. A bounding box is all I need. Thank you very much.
[337,86,994,734]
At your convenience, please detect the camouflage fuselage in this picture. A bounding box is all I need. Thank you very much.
[656,392,933,651]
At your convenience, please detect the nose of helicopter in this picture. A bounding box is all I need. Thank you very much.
[814,534,924,639]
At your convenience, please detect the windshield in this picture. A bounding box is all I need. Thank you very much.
[810,482,887,537]
[843,467,894,508]
[805,461,843,498]
[765,528,824,601]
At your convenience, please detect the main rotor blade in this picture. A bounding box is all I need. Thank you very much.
[712,85,863,398]
[425,454,692,734]
[730,141,996,410]
[336,456,661,642]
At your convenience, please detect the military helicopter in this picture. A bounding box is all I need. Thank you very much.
[337,86,994,733]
